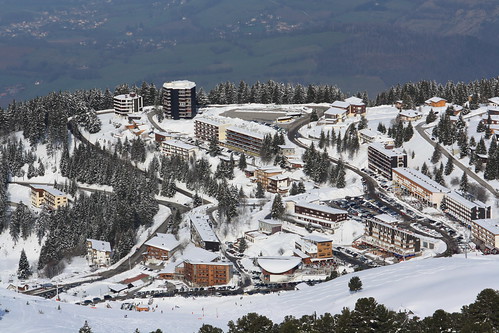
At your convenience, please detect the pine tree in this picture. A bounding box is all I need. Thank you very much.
[79,320,93,333]
[426,109,437,124]
[336,162,346,188]
[238,153,247,171]
[475,137,487,155]
[309,109,318,122]
[484,150,497,180]
[459,172,469,193]
[348,276,362,292]
[434,163,445,186]
[444,156,454,176]
[208,136,220,157]
[421,163,429,177]
[255,182,265,198]
[319,131,326,149]
[404,122,414,141]
[238,237,247,253]
[17,249,31,280]
[270,194,285,219]
[430,145,441,163]
[477,120,486,132]
[289,182,298,195]
[357,116,368,130]
[193,193,203,207]
[297,181,306,194]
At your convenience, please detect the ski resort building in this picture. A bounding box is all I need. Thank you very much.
[286,201,348,230]
[358,129,394,147]
[488,97,499,107]
[183,261,233,286]
[224,126,267,156]
[392,168,449,209]
[30,185,68,210]
[443,191,491,227]
[368,143,407,180]
[471,218,499,253]
[161,140,198,159]
[258,220,282,235]
[295,235,333,260]
[162,80,196,119]
[113,92,143,116]
[86,239,112,267]
[157,247,219,280]
[323,107,347,124]
[256,256,302,283]
[194,117,231,142]
[143,233,180,262]
[345,96,367,116]
[362,216,421,258]
[267,174,290,194]
[254,166,285,191]
[397,110,422,122]
[190,215,220,251]
[277,144,296,156]
[425,97,447,108]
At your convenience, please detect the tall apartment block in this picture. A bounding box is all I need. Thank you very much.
[162,80,196,120]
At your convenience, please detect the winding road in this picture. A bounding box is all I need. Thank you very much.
[286,109,460,255]
[415,121,499,198]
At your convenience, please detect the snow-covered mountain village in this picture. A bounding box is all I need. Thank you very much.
[1,79,499,332]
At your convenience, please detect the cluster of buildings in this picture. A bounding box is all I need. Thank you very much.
[140,229,233,287]
[481,97,499,136]
[113,80,197,120]
[322,96,366,124]
[366,142,491,229]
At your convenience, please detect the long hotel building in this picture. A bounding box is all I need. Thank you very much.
[471,218,499,252]
[392,167,449,209]
[363,217,421,258]
[444,191,491,227]
[194,117,231,142]
[224,126,266,156]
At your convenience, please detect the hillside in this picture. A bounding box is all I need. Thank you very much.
[0,255,497,332]
[1,0,499,105]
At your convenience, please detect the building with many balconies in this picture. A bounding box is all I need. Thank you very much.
[194,117,231,142]
[295,235,333,259]
[161,140,198,159]
[286,201,348,230]
[362,216,421,258]
[443,191,491,227]
[86,239,112,267]
[392,167,449,209]
[30,185,68,210]
[368,143,407,180]
[162,80,196,119]
[113,92,143,116]
[183,261,233,286]
[471,218,499,253]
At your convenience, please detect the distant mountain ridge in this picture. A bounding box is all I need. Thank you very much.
[0,0,499,104]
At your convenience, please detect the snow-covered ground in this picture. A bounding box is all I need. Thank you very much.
[1,254,498,333]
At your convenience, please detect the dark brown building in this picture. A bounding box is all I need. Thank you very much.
[183,261,233,286]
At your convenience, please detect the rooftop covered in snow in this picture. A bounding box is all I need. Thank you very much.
[256,256,302,274]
